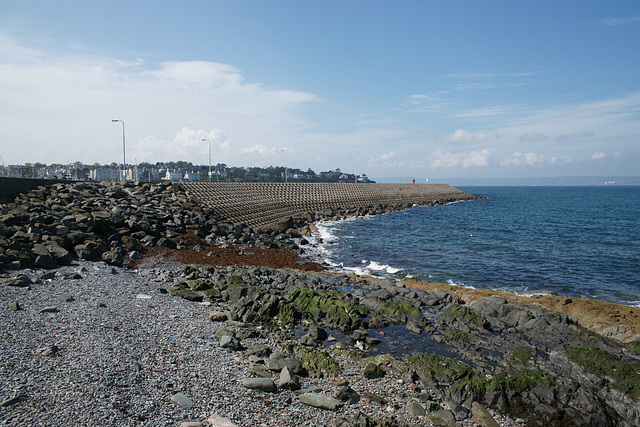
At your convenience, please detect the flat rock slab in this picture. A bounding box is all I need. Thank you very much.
[241,378,276,393]
[171,392,194,409]
[299,392,342,411]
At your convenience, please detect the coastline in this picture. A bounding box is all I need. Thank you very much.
[2,180,639,426]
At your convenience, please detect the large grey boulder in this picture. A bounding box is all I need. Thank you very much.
[241,378,277,393]
[277,366,300,391]
[299,392,342,411]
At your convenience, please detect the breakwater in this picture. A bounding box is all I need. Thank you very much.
[182,182,480,229]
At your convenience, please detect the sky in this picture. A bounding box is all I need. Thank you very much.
[1,0,639,182]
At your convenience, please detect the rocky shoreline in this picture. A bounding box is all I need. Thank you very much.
[1,181,639,426]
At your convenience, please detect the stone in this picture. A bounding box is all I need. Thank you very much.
[40,307,59,313]
[6,275,32,287]
[209,310,227,321]
[207,414,239,427]
[171,392,194,409]
[74,243,98,260]
[299,334,319,347]
[299,392,342,411]
[181,423,203,427]
[36,345,59,356]
[407,401,426,417]
[264,358,281,371]
[248,365,272,378]
[0,394,29,407]
[471,401,500,427]
[363,362,385,379]
[35,254,57,269]
[277,358,304,375]
[56,294,74,303]
[245,344,270,358]
[241,378,277,393]
[47,244,71,265]
[448,400,469,420]
[129,251,142,260]
[308,324,328,341]
[40,272,56,281]
[101,250,124,266]
[7,301,21,311]
[361,391,386,405]
[335,386,359,404]
[430,409,456,426]
[215,328,234,340]
[277,366,300,390]
[219,335,242,351]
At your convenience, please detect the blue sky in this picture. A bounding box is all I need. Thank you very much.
[1,0,639,181]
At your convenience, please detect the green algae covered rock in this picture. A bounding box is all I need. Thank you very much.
[289,287,367,333]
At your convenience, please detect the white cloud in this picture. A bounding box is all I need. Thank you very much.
[241,144,279,157]
[597,17,640,26]
[445,129,500,143]
[135,128,229,162]
[430,149,491,168]
[0,32,317,165]
[500,152,573,167]
[439,72,497,79]
[591,152,606,159]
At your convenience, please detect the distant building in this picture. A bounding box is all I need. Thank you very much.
[163,170,183,181]
[89,168,120,182]
[183,171,201,182]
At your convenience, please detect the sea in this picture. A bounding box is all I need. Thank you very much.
[305,186,640,307]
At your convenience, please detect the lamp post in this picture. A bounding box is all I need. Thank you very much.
[202,138,212,182]
[111,119,126,181]
[281,148,288,183]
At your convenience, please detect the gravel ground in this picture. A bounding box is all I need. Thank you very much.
[1,260,520,426]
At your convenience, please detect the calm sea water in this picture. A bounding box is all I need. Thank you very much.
[308,186,640,306]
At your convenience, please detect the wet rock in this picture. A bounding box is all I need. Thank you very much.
[363,362,385,379]
[308,324,328,341]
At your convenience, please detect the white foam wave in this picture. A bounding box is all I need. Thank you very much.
[364,260,404,275]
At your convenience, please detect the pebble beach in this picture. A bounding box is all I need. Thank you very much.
[0,258,511,427]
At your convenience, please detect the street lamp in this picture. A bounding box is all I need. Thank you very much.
[281,148,288,183]
[111,119,126,181]
[202,138,212,182]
